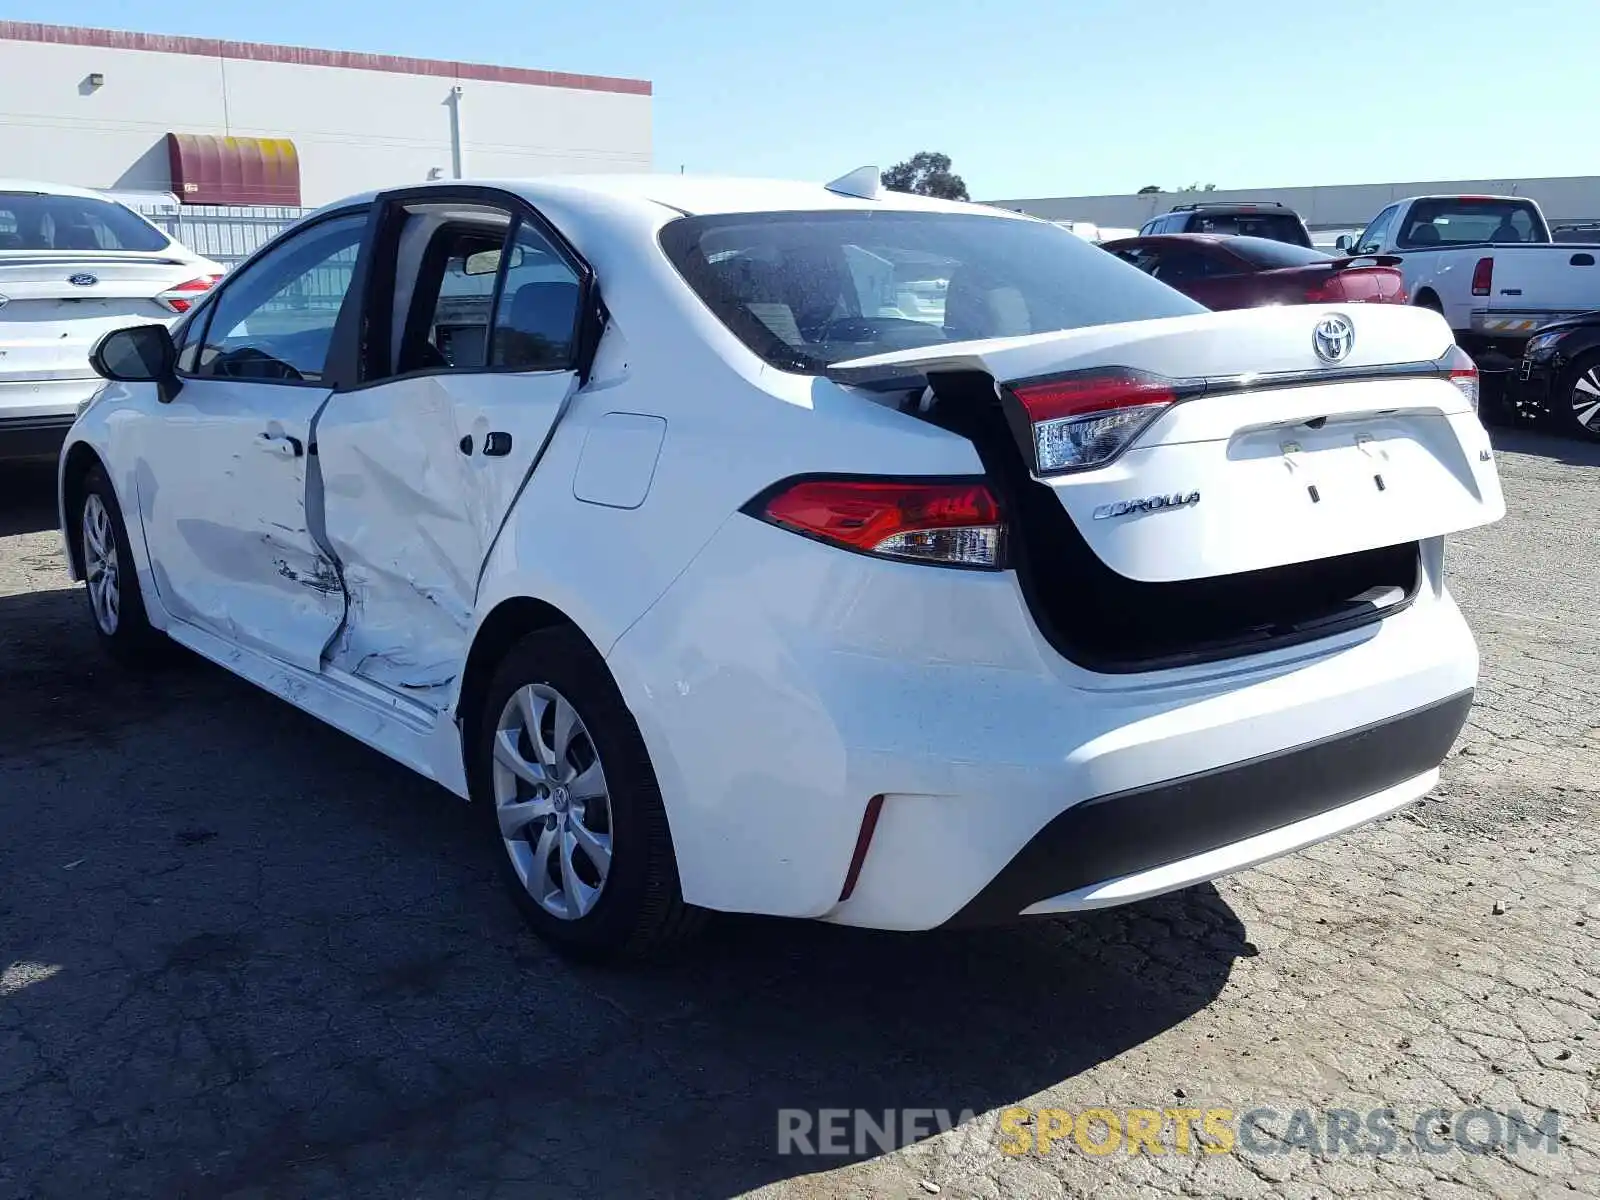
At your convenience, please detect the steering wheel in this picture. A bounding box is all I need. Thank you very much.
[212,344,305,382]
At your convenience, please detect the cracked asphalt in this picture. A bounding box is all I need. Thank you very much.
[1,428,1596,1200]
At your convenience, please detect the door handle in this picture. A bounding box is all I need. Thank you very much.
[483,431,513,457]
[258,432,303,459]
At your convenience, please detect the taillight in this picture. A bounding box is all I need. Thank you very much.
[1445,345,1479,411]
[1006,368,1177,474]
[752,477,1005,569]
[1304,276,1345,303]
[155,274,222,313]
[1470,257,1494,297]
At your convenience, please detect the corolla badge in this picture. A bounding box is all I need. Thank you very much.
[68,272,98,287]
[1093,491,1201,520]
[1313,313,1355,363]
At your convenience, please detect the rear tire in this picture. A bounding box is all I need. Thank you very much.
[1551,350,1600,442]
[469,627,704,963]
[77,464,167,667]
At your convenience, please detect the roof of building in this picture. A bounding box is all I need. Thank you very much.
[0,20,651,96]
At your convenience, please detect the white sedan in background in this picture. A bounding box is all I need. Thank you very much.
[60,170,1502,961]
[0,180,222,460]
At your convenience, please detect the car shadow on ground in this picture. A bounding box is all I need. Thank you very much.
[0,460,61,537]
[0,585,1249,1200]
[1489,423,1600,467]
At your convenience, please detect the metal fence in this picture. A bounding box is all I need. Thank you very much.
[139,203,308,268]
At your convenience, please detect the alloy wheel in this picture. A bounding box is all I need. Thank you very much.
[491,683,613,920]
[1570,367,1600,433]
[82,494,121,635]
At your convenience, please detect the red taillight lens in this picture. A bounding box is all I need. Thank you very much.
[1304,276,1345,303]
[1471,257,1494,298]
[1008,368,1176,474]
[756,477,1005,568]
[1445,344,1479,411]
[155,274,222,313]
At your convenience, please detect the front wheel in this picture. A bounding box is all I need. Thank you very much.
[471,627,704,962]
[1551,350,1600,442]
[78,464,166,665]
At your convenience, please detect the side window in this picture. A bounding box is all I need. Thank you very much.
[172,304,208,374]
[1355,206,1398,255]
[490,220,583,371]
[191,212,366,383]
[395,226,505,374]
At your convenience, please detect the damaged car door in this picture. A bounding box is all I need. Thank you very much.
[312,189,590,704]
[136,210,368,671]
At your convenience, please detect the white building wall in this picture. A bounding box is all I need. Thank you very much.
[0,32,651,206]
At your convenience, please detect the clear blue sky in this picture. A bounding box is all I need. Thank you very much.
[7,0,1594,198]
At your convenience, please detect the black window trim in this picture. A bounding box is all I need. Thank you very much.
[177,204,373,391]
[1394,198,1544,251]
[336,184,599,395]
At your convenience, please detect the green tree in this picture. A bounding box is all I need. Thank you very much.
[883,152,970,201]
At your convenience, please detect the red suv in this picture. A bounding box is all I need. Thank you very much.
[1101,234,1406,310]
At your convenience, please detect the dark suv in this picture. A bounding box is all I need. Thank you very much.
[1139,202,1313,248]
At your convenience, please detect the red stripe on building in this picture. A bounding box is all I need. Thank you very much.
[0,20,652,96]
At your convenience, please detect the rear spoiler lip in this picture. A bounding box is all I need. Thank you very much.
[829,352,1457,397]
[1327,254,1403,270]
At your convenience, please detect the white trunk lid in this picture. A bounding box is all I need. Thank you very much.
[0,253,197,382]
[835,305,1505,582]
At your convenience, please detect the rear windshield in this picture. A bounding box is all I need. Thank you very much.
[659,210,1203,373]
[0,192,170,253]
[1397,199,1548,247]
[1181,211,1311,246]
[1222,237,1333,268]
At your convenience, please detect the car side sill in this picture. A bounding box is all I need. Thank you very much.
[164,618,468,796]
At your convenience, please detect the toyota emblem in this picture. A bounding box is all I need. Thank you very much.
[1312,313,1355,364]
[67,272,98,287]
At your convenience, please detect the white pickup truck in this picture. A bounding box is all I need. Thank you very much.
[1337,195,1600,368]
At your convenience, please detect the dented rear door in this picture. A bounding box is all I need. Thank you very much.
[311,188,590,705]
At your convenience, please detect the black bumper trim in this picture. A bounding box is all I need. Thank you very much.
[945,689,1474,927]
[0,414,74,461]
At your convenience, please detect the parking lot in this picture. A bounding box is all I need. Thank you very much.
[0,431,1596,1199]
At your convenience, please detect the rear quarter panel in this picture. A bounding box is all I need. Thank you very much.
[470,187,984,661]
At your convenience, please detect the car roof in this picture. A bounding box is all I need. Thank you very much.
[0,178,121,200]
[1167,204,1296,215]
[312,174,1030,222]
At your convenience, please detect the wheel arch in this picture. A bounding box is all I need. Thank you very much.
[1413,286,1444,312]
[455,596,593,788]
[59,440,107,578]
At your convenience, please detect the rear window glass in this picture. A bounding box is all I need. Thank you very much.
[1222,237,1333,268]
[1397,200,1546,247]
[0,192,170,253]
[1180,212,1311,246]
[659,210,1203,373]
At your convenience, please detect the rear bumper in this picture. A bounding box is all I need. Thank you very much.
[946,690,1471,925]
[609,517,1481,929]
[0,413,74,461]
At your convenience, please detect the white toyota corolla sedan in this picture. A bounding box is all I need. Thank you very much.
[59,171,1503,960]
